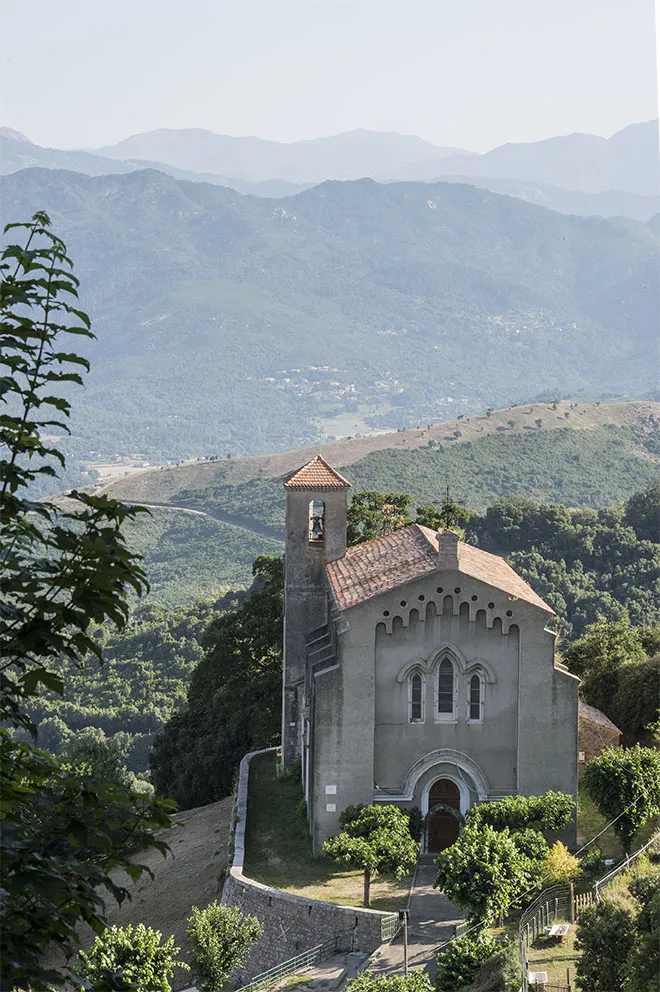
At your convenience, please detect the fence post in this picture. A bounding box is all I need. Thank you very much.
[570,882,575,923]
[554,896,558,920]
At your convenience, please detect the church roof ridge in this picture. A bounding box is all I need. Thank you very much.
[283,454,351,490]
[327,522,553,614]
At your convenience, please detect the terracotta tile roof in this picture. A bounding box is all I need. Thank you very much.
[283,455,351,490]
[326,523,554,613]
[579,700,622,734]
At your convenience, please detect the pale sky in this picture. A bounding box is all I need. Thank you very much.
[1,0,658,152]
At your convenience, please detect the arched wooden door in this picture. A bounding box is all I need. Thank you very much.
[427,779,461,852]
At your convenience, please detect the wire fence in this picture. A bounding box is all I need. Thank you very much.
[519,831,660,991]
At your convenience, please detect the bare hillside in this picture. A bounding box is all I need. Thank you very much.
[99,400,660,504]
[85,799,233,990]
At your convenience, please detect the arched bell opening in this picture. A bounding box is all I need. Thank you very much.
[308,498,326,545]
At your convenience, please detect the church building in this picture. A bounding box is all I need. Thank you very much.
[281,455,579,853]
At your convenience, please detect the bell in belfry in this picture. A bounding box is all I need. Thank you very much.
[311,514,325,542]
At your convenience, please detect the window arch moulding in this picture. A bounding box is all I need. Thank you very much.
[465,658,496,684]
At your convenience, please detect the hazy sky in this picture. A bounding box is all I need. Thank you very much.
[2,0,658,151]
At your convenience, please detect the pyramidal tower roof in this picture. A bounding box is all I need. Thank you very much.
[283,455,351,490]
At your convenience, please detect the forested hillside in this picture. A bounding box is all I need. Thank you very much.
[113,414,659,607]
[1,169,658,462]
[32,484,659,789]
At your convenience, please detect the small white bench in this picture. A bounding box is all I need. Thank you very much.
[528,972,548,986]
[544,923,571,942]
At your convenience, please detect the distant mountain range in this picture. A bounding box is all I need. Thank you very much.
[1,168,658,463]
[98,127,470,182]
[1,121,659,220]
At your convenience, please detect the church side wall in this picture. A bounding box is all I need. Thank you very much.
[311,621,376,854]
[516,602,579,839]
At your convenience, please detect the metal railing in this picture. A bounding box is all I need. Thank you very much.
[593,831,660,896]
[238,929,355,992]
[380,913,401,942]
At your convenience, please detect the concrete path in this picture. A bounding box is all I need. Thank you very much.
[368,857,463,980]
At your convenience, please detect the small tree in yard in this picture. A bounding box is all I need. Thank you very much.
[582,745,660,852]
[186,901,263,991]
[77,925,187,992]
[466,791,574,833]
[323,805,418,907]
[545,841,581,883]
[434,826,544,925]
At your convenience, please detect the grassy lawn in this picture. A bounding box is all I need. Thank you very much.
[243,752,412,911]
[526,927,579,985]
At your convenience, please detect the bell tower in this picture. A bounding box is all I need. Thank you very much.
[281,456,350,768]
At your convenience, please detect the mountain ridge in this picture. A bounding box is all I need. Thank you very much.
[2,168,658,463]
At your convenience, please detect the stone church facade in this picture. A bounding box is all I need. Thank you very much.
[282,456,579,853]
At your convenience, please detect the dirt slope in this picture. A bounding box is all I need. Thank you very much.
[91,799,233,989]
[98,400,660,505]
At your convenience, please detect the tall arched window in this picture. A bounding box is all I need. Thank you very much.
[308,499,325,544]
[468,673,483,723]
[409,672,425,723]
[436,658,455,719]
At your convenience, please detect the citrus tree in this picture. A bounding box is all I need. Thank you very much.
[434,825,545,925]
[323,804,418,907]
[186,901,263,991]
[77,924,187,992]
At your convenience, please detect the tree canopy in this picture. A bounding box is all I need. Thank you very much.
[582,745,660,852]
[150,555,283,807]
[0,213,172,991]
[323,804,418,906]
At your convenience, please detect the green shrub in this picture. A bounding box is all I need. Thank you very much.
[464,941,521,992]
[77,924,186,992]
[575,902,636,992]
[625,890,660,992]
[185,901,263,991]
[347,971,433,992]
[435,933,499,991]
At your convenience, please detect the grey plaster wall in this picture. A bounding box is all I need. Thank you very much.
[223,748,394,982]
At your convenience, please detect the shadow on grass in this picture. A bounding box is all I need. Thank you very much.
[243,752,411,910]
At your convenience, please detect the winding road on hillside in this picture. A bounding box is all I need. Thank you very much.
[122,500,284,544]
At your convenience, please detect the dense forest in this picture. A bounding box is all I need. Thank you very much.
[31,483,659,799]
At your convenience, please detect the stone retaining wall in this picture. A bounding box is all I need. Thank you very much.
[222,748,394,981]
